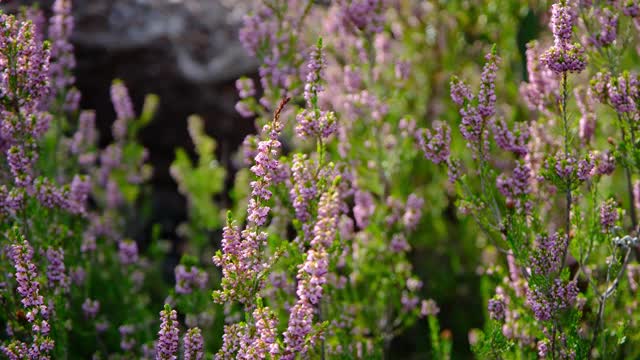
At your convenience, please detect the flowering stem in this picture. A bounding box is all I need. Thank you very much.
[560,71,572,269]
[551,70,571,360]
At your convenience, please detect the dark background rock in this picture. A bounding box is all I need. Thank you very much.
[5,0,259,239]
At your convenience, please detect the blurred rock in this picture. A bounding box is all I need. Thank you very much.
[72,0,257,84]
[4,0,259,238]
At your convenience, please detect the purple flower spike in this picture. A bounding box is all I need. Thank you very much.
[183,327,204,360]
[418,122,451,164]
[156,305,180,360]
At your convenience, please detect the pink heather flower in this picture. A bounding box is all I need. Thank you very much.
[496,163,531,212]
[530,233,567,276]
[520,41,560,112]
[70,266,86,286]
[82,298,100,319]
[247,198,270,226]
[624,1,640,17]
[595,150,615,175]
[527,278,578,322]
[296,109,337,140]
[45,247,69,292]
[590,7,618,47]
[3,337,53,360]
[70,174,91,205]
[538,340,549,357]
[407,278,423,292]
[492,118,529,156]
[541,2,587,74]
[353,189,375,229]
[590,71,611,103]
[249,127,281,204]
[540,42,587,74]
[10,239,46,315]
[547,152,594,183]
[183,328,204,360]
[238,5,282,57]
[213,224,268,304]
[282,302,314,359]
[447,158,462,183]
[0,186,23,215]
[236,77,255,99]
[303,40,326,107]
[24,7,46,42]
[213,220,266,304]
[235,100,254,118]
[451,49,500,158]
[343,90,389,122]
[418,121,451,164]
[576,154,596,181]
[241,134,258,166]
[99,144,123,183]
[142,343,156,359]
[174,265,208,295]
[64,87,81,112]
[283,187,341,359]
[35,177,87,215]
[96,321,109,333]
[599,199,619,233]
[48,0,76,101]
[111,80,135,141]
[607,72,639,114]
[70,110,97,155]
[310,187,342,251]
[344,65,363,92]
[246,306,280,358]
[106,179,123,209]
[156,305,180,360]
[403,194,424,231]
[384,196,403,227]
[395,60,411,81]
[478,50,500,118]
[296,40,337,140]
[1,341,29,360]
[290,154,318,222]
[216,324,245,360]
[539,2,587,73]
[0,14,51,113]
[390,233,410,253]
[7,144,37,188]
[401,292,420,311]
[119,325,136,351]
[550,2,576,45]
[459,106,485,149]
[450,77,473,106]
[420,299,440,317]
[575,88,596,143]
[488,296,506,321]
[337,0,386,35]
[374,32,392,65]
[118,239,139,265]
[6,239,54,358]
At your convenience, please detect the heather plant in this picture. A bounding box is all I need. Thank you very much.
[418,0,640,358]
[0,3,166,358]
[4,0,640,359]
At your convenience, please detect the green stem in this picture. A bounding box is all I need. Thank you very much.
[560,72,572,269]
